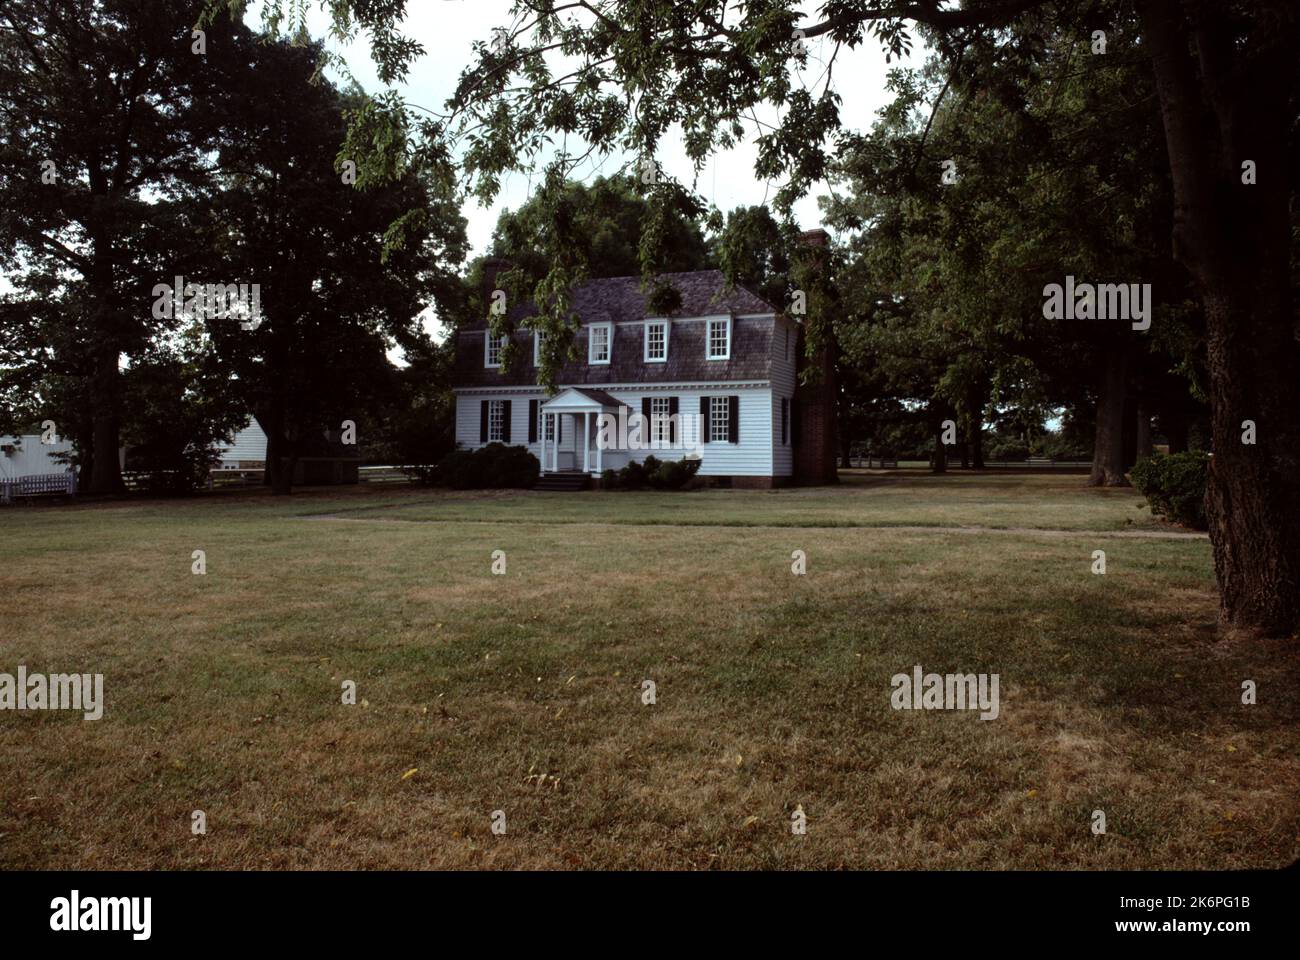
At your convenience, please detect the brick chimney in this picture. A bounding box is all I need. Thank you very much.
[792,228,839,485]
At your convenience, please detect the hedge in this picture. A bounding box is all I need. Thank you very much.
[1129,451,1209,529]
[601,454,701,490]
[433,443,539,489]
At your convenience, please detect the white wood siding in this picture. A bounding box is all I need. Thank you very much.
[455,385,776,476]
[215,418,268,465]
[0,435,74,479]
[455,395,544,451]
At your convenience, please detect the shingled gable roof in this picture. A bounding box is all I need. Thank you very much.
[453,270,782,388]
[462,269,777,330]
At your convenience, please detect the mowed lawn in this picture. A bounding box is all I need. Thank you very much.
[1,472,1297,870]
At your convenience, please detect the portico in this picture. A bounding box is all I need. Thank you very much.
[539,387,628,476]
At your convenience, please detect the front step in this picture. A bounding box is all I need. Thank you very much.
[533,472,591,492]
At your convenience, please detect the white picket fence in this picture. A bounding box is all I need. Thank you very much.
[0,473,77,503]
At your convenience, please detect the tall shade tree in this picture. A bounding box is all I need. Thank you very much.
[1137,1,1299,636]
[192,36,467,494]
[491,174,712,285]
[0,0,235,492]
[711,205,798,309]
[826,25,1202,486]
[236,0,1297,636]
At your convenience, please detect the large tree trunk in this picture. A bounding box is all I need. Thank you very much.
[262,439,275,485]
[1121,396,1138,470]
[261,398,295,496]
[87,345,123,494]
[1089,346,1129,486]
[931,429,947,474]
[1162,406,1189,454]
[1135,404,1153,461]
[1202,283,1300,635]
[271,456,295,495]
[965,380,988,469]
[74,400,96,491]
[262,419,277,487]
[270,440,295,496]
[1141,0,1300,635]
[86,226,124,494]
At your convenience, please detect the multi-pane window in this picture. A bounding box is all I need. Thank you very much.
[650,396,672,444]
[533,330,545,366]
[707,318,730,359]
[537,405,555,441]
[589,323,611,364]
[709,396,729,442]
[485,332,505,368]
[645,320,668,361]
[488,399,506,441]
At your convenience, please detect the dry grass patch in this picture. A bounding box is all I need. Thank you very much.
[0,479,1295,869]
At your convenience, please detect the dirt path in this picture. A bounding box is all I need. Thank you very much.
[299,514,1207,539]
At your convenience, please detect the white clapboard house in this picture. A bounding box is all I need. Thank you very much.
[0,433,77,501]
[451,242,838,488]
[214,418,268,470]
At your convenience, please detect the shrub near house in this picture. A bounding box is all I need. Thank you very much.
[601,454,701,490]
[434,443,539,489]
[1130,452,1210,529]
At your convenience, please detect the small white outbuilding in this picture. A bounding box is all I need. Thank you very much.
[0,433,77,501]
[213,418,268,469]
[0,434,75,479]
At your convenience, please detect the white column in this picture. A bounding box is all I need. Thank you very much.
[596,412,603,476]
[582,411,590,474]
[539,407,547,475]
[551,414,558,472]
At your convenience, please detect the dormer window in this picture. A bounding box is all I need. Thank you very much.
[533,329,545,366]
[706,317,731,360]
[644,319,668,362]
[588,323,611,364]
[484,331,505,368]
